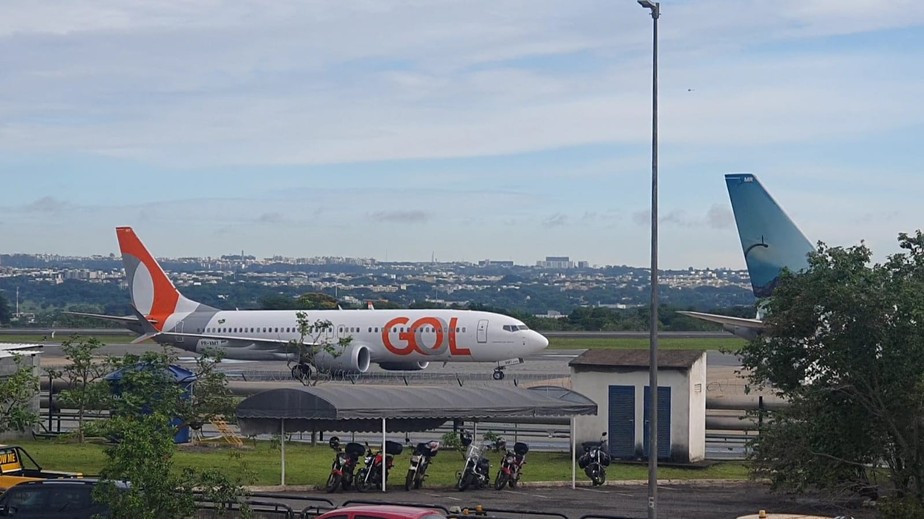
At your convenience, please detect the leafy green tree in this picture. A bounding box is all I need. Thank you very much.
[91,349,250,519]
[288,311,350,385]
[295,292,338,310]
[742,233,924,504]
[0,355,40,434]
[45,336,112,443]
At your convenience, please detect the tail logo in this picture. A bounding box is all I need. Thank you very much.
[116,227,182,331]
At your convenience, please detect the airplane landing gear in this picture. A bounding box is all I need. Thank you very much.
[291,362,312,381]
[491,358,524,381]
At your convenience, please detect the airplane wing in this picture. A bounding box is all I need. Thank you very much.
[677,311,765,331]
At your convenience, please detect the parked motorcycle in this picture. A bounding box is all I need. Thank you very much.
[324,436,365,493]
[494,441,529,489]
[578,432,611,486]
[356,440,403,492]
[456,431,491,491]
[405,440,440,491]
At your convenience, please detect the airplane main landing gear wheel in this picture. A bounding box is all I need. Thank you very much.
[492,369,505,380]
[291,363,312,381]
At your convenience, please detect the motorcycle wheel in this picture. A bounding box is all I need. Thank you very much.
[356,469,373,492]
[457,469,473,491]
[414,465,425,489]
[494,470,509,490]
[325,473,342,493]
[405,469,415,491]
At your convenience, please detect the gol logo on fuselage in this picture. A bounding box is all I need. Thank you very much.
[381,316,472,356]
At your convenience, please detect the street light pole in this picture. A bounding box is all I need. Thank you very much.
[637,1,660,518]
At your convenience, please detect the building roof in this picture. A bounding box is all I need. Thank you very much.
[568,349,706,370]
[235,384,597,434]
[0,343,42,359]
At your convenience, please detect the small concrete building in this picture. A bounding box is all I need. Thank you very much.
[0,344,43,441]
[569,349,707,463]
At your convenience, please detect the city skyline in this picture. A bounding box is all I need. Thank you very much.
[2,2,923,268]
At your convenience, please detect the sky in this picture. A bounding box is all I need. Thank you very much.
[2,1,924,269]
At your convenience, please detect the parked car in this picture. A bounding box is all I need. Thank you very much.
[0,478,123,519]
[316,504,447,519]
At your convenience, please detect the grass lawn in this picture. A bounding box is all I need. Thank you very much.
[15,438,750,489]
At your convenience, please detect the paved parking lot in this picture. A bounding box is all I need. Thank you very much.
[258,481,873,519]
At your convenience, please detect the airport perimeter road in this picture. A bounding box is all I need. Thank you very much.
[264,482,872,519]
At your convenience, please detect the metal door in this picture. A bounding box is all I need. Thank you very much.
[643,386,671,460]
[607,385,635,458]
[477,319,488,343]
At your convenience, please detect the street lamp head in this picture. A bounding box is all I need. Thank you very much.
[637,0,660,17]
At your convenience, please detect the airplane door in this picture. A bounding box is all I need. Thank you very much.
[175,321,183,343]
[477,319,488,343]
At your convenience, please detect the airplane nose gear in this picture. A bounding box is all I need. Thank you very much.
[492,358,524,381]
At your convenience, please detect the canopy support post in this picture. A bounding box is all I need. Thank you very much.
[281,418,286,487]
[381,417,387,492]
[571,417,576,489]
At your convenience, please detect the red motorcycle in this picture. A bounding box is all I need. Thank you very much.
[494,441,528,489]
[356,440,404,492]
[325,436,366,493]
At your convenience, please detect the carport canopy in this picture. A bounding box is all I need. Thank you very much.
[236,384,597,434]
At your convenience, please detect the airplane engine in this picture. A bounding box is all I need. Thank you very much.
[377,361,430,371]
[313,344,371,374]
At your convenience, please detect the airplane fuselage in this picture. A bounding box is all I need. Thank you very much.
[154,308,548,363]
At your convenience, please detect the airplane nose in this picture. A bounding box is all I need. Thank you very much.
[531,331,549,352]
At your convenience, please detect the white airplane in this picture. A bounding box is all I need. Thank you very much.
[679,173,814,339]
[80,227,549,380]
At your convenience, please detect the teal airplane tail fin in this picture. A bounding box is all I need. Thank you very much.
[725,173,814,298]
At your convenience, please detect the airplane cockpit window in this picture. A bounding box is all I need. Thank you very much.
[518,325,530,330]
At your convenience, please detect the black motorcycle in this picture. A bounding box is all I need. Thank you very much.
[405,440,440,491]
[494,441,528,489]
[578,432,610,486]
[324,436,365,493]
[356,440,403,492]
[456,431,491,491]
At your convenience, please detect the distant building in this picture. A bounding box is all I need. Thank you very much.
[478,260,515,267]
[537,256,574,269]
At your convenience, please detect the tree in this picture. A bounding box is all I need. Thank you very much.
[288,311,350,385]
[0,291,11,325]
[91,349,249,519]
[741,233,924,506]
[295,292,338,310]
[46,336,112,443]
[0,355,40,434]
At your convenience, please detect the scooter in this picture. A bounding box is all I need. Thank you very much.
[578,432,610,486]
[456,431,491,491]
[405,440,440,491]
[494,441,528,489]
[324,436,365,493]
[356,440,403,492]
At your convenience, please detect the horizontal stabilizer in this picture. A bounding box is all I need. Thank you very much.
[677,311,765,330]
[63,311,139,324]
